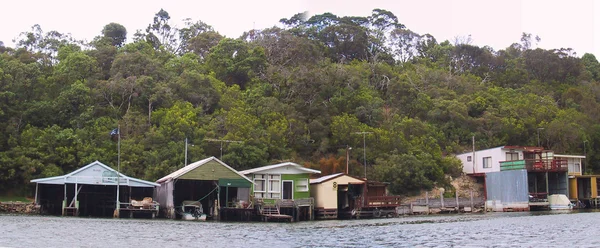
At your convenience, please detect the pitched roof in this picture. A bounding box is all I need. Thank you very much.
[239,162,321,175]
[310,173,366,184]
[30,160,159,187]
[156,156,252,184]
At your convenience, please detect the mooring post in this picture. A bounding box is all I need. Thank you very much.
[440,191,444,208]
[426,192,429,214]
[455,190,459,212]
[470,190,474,212]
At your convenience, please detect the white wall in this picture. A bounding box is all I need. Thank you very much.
[458,147,525,174]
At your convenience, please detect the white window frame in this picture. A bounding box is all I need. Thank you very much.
[267,174,281,199]
[253,174,266,198]
[483,157,492,168]
[296,178,309,192]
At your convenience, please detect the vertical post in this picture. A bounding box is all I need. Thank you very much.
[63,183,67,216]
[74,182,78,205]
[455,190,459,211]
[545,172,549,199]
[216,187,220,221]
[426,192,429,215]
[363,133,367,179]
[470,190,474,212]
[34,183,39,205]
[472,136,477,174]
[185,137,188,167]
[584,140,588,175]
[346,146,351,174]
[220,141,223,160]
[116,125,121,216]
[440,191,444,208]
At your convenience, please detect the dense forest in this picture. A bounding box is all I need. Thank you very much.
[1,9,600,196]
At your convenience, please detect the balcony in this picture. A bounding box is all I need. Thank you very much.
[500,159,568,172]
[525,158,568,172]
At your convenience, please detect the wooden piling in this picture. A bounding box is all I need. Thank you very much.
[455,190,459,212]
[470,190,474,212]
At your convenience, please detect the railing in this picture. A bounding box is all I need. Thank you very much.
[500,159,568,172]
[525,158,568,172]
[364,196,402,207]
[500,160,526,171]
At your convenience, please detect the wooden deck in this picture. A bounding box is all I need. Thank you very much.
[259,205,293,222]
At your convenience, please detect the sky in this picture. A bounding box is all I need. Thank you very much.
[1,0,598,58]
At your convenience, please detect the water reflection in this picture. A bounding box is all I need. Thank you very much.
[1,211,599,247]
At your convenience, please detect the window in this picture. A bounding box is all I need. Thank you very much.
[267,174,281,199]
[254,174,282,199]
[483,157,492,168]
[296,178,309,192]
[571,162,581,173]
[467,156,472,162]
[505,152,519,161]
[254,174,266,198]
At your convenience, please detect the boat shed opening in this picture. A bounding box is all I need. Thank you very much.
[30,161,159,217]
[155,157,254,221]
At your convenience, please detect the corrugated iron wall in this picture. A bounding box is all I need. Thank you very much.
[486,170,529,203]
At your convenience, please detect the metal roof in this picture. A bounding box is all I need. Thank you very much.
[239,162,321,175]
[156,156,252,184]
[30,161,159,187]
[554,154,586,159]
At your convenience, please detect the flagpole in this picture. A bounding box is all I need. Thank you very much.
[116,124,120,217]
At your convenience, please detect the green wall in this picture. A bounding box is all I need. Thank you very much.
[179,160,244,181]
[282,173,310,199]
[250,173,311,201]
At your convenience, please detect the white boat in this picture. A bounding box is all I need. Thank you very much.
[181,200,207,221]
[548,194,574,210]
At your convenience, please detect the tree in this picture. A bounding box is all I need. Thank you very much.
[582,53,600,81]
[101,23,127,47]
[145,9,178,52]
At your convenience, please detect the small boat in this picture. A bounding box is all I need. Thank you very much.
[548,194,574,210]
[181,200,207,221]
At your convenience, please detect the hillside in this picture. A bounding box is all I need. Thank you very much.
[1,9,599,196]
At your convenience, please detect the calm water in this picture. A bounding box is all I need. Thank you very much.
[1,211,599,247]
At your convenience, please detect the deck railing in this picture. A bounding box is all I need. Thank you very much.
[364,196,402,207]
[525,158,568,172]
[500,159,568,172]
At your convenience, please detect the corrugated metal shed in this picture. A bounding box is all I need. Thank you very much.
[486,169,529,203]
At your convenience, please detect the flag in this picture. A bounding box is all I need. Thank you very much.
[110,128,119,136]
[110,128,119,141]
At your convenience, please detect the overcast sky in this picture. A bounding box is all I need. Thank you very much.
[1,0,598,58]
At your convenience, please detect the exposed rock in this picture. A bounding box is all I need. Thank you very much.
[0,202,40,214]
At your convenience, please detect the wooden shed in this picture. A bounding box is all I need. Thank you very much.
[155,157,253,220]
[310,173,366,219]
[30,161,158,217]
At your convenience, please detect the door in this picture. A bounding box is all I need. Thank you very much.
[282,181,293,199]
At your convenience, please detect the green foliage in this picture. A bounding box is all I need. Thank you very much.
[0,9,598,196]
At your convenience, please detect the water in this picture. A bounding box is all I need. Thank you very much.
[1,211,599,247]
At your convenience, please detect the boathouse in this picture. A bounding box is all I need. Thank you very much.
[30,161,159,217]
[155,157,253,220]
[310,173,366,219]
[457,146,572,211]
[240,162,321,221]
